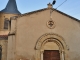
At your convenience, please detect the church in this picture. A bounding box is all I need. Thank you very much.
[0,0,80,60]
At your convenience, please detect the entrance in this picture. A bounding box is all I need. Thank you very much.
[43,50,60,60]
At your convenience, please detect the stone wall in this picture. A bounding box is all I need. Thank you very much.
[8,9,80,60]
[0,40,7,60]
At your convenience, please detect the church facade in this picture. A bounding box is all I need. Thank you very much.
[0,0,80,60]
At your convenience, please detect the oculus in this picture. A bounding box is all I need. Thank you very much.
[47,19,55,29]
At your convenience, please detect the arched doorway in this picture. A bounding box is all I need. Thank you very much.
[43,50,60,60]
[35,33,69,60]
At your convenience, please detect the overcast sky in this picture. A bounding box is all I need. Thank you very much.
[0,0,80,20]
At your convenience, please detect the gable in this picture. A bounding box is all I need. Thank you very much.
[16,8,80,38]
[15,7,80,37]
[16,8,80,23]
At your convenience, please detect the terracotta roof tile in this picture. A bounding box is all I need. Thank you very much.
[0,35,8,40]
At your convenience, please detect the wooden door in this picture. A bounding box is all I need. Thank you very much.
[43,50,60,60]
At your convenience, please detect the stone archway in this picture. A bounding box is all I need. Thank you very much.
[35,33,69,60]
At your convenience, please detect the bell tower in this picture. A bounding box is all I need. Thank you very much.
[0,0,21,59]
[0,0,21,32]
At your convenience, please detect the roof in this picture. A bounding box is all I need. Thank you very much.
[0,0,21,14]
[0,35,8,40]
[17,8,80,22]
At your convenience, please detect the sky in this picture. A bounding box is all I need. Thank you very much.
[0,0,80,20]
